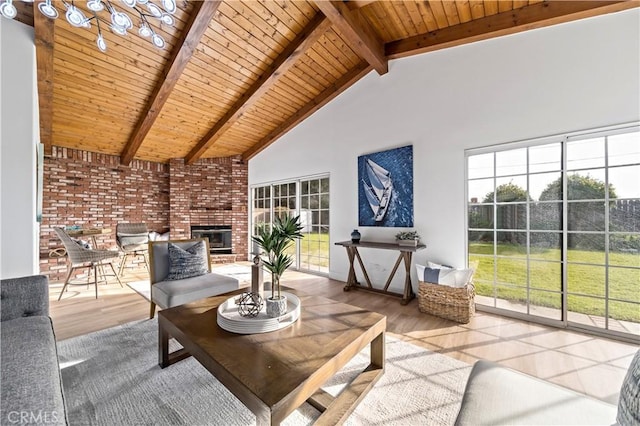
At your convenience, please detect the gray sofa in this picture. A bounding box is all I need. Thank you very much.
[1,275,67,425]
[455,353,640,425]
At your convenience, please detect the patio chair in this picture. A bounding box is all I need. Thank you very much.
[116,222,149,277]
[54,227,123,300]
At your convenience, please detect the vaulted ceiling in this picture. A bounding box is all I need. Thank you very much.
[13,0,638,164]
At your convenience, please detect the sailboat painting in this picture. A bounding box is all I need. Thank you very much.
[358,145,413,227]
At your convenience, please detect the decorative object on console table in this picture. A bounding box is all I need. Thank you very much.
[252,215,303,318]
[351,229,361,243]
[395,230,421,247]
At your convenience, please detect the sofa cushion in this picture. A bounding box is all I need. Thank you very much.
[151,272,240,309]
[166,241,208,280]
[427,261,453,269]
[149,231,170,242]
[1,316,67,425]
[455,360,616,425]
[416,264,473,288]
[0,275,49,321]
[118,235,148,251]
[617,349,640,426]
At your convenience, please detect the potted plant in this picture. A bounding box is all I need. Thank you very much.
[395,230,421,247]
[252,214,303,317]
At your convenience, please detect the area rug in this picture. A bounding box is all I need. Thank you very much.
[57,319,471,425]
[126,280,151,302]
[211,263,252,284]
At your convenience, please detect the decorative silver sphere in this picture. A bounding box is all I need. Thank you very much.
[237,292,263,318]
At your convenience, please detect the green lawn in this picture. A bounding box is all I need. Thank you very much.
[297,232,330,268]
[470,242,640,322]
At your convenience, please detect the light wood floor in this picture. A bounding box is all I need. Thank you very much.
[48,265,639,405]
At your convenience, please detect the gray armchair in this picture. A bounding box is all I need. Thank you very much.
[54,227,123,300]
[148,238,241,318]
[116,222,149,277]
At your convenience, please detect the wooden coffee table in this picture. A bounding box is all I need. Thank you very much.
[158,289,386,425]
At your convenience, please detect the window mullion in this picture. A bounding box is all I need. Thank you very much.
[526,147,531,316]
[493,152,498,307]
[604,136,610,330]
[296,180,301,270]
[562,137,569,326]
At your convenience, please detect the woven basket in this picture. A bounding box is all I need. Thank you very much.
[418,281,476,324]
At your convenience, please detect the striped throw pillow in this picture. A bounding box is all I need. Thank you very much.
[416,263,473,288]
[166,241,208,280]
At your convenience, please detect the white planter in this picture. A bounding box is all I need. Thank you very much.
[266,295,287,318]
[397,239,419,247]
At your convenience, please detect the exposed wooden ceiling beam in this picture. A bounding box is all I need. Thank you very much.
[184,13,331,165]
[34,6,54,156]
[15,1,35,27]
[346,0,377,10]
[385,1,639,59]
[243,62,372,161]
[315,1,388,75]
[119,1,221,166]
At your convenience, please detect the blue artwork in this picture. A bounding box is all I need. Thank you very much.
[358,145,413,227]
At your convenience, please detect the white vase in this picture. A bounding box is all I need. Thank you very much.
[266,295,287,318]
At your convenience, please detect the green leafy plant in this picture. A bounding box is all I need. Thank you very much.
[395,231,420,241]
[252,215,303,300]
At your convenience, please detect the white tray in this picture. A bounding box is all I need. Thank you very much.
[216,292,300,334]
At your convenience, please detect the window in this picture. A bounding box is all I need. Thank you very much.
[252,185,271,235]
[300,177,330,274]
[251,175,330,274]
[467,125,639,340]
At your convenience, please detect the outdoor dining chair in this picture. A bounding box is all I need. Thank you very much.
[54,227,123,300]
[116,222,149,277]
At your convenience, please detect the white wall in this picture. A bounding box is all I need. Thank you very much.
[249,9,640,292]
[0,18,39,279]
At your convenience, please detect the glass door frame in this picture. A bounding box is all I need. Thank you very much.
[465,123,640,344]
[250,173,330,276]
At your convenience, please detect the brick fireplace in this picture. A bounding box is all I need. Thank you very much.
[191,225,232,254]
[168,157,247,262]
[39,147,248,281]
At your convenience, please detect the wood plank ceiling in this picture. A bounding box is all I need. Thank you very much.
[13,0,638,164]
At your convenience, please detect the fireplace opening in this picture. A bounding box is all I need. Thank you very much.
[191,225,232,254]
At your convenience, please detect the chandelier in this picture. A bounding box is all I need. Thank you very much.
[0,0,179,52]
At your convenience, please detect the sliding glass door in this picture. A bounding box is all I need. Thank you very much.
[467,125,639,340]
[251,175,330,274]
[299,177,330,274]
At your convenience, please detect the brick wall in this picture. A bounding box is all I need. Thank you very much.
[169,156,248,259]
[40,147,248,282]
[168,158,189,238]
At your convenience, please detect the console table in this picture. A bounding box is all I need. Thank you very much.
[335,240,426,305]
